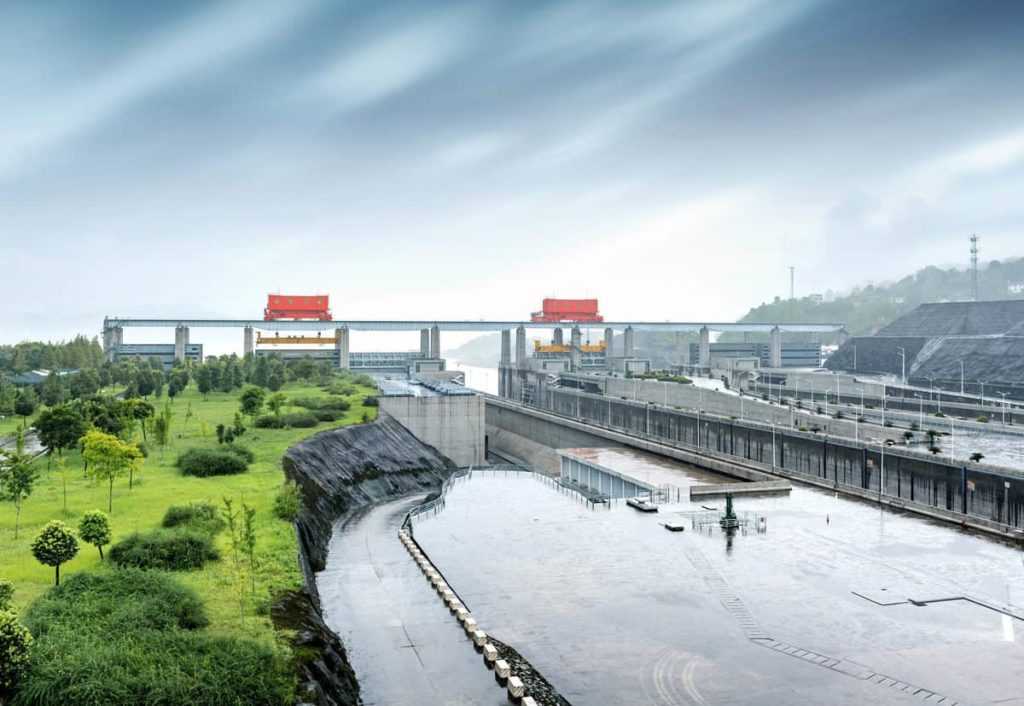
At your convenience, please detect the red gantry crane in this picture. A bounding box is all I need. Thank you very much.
[530,298,603,323]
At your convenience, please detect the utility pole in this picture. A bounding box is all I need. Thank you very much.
[970,234,979,301]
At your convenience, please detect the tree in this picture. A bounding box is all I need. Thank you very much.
[40,371,66,406]
[153,401,173,456]
[0,430,39,538]
[31,520,79,585]
[239,386,266,422]
[0,610,33,693]
[14,387,38,422]
[33,405,87,457]
[70,368,101,398]
[81,430,143,512]
[216,423,226,444]
[268,370,285,392]
[127,399,155,441]
[267,392,287,417]
[78,510,112,560]
[195,365,213,398]
[242,503,257,595]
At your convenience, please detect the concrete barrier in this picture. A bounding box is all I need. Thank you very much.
[483,643,498,663]
[472,629,487,647]
[507,676,525,699]
[495,659,511,679]
[456,607,470,624]
[521,697,538,706]
[463,617,478,634]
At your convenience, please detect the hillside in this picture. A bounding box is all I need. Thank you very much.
[739,258,1024,337]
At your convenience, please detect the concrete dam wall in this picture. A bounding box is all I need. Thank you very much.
[487,390,1024,538]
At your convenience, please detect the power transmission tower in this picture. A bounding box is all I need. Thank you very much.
[970,234,979,301]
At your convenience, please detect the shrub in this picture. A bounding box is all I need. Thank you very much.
[162,502,226,534]
[313,409,338,422]
[281,411,318,428]
[273,481,302,522]
[16,570,293,705]
[110,529,219,570]
[362,395,379,407]
[291,396,350,413]
[222,443,255,464]
[0,610,32,694]
[254,414,284,429]
[977,415,989,423]
[0,580,13,611]
[176,448,248,478]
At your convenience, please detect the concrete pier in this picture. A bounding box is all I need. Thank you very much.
[500,329,512,397]
[335,327,350,369]
[553,328,563,345]
[515,326,527,369]
[623,326,635,358]
[699,326,710,366]
[430,325,441,359]
[769,326,782,368]
[243,326,254,357]
[174,325,189,363]
[604,327,614,359]
[420,328,430,357]
[570,326,582,370]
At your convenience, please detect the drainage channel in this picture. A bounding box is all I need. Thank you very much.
[681,542,969,705]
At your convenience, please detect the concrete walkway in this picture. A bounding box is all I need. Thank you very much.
[317,495,506,706]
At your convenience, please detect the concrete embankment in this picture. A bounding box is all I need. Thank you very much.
[279,414,457,706]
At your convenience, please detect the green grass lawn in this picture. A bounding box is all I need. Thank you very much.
[0,380,377,643]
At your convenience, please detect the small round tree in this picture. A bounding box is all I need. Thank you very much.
[0,610,33,693]
[0,579,13,611]
[78,510,112,560]
[31,521,79,585]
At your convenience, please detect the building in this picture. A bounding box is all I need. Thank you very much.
[687,342,821,369]
[113,344,203,370]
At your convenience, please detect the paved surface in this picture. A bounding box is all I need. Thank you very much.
[317,495,506,706]
[413,464,1024,706]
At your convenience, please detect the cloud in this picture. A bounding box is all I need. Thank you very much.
[309,8,478,112]
[0,0,319,179]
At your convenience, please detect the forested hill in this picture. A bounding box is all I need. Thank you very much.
[740,258,1024,336]
[0,336,104,372]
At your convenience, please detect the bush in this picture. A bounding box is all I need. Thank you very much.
[222,443,255,464]
[0,610,32,694]
[313,409,338,422]
[254,414,284,429]
[281,411,318,428]
[110,529,219,570]
[273,481,302,521]
[0,580,13,611]
[977,415,989,423]
[362,395,379,407]
[176,448,248,477]
[162,502,225,535]
[291,396,350,413]
[15,570,293,706]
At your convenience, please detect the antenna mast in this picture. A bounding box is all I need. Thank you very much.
[970,234,979,301]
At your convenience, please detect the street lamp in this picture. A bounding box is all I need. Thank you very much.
[916,394,924,429]
[896,347,907,384]
[960,360,965,395]
[999,392,1009,425]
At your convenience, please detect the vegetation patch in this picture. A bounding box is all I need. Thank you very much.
[110,529,219,571]
[272,482,302,522]
[176,448,248,477]
[162,502,226,535]
[15,570,291,706]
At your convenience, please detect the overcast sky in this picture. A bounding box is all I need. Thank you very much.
[3,0,1024,350]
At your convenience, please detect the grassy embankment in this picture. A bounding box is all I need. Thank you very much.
[0,380,377,637]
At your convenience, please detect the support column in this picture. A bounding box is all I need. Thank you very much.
[699,326,710,367]
[335,327,350,369]
[429,325,441,359]
[604,328,614,367]
[553,328,564,346]
[500,329,512,397]
[769,326,782,368]
[515,325,527,369]
[103,326,115,362]
[174,326,188,363]
[570,326,582,370]
[420,328,430,357]
[243,326,254,357]
[623,326,635,358]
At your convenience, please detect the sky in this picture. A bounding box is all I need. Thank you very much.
[2,0,1024,353]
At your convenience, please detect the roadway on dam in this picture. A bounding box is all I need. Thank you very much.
[411,461,1024,706]
[317,495,507,706]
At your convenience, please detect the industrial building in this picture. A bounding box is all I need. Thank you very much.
[687,341,822,368]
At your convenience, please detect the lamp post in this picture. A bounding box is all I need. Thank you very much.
[960,360,965,395]
[896,347,907,384]
[999,392,1008,425]
[824,390,829,418]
